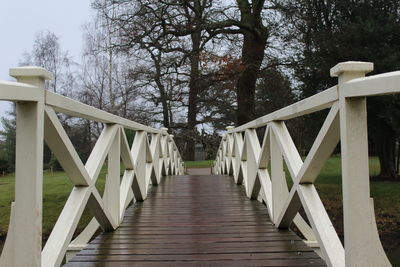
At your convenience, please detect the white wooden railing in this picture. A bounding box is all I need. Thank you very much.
[215,61,399,267]
[0,66,184,267]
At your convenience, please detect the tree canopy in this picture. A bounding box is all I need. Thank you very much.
[2,0,399,178]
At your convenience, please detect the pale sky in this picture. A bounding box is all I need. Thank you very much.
[0,0,93,115]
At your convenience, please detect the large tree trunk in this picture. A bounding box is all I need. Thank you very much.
[235,1,268,125]
[237,32,266,125]
[185,30,201,161]
[159,88,170,128]
[374,121,398,179]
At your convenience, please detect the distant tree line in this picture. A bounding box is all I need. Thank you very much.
[0,0,399,179]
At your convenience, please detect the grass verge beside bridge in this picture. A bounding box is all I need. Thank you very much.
[184,160,214,168]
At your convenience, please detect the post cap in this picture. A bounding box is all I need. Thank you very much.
[161,127,168,132]
[10,66,54,80]
[169,134,174,138]
[330,61,373,77]
[226,126,235,130]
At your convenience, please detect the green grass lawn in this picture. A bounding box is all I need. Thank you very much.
[0,157,399,259]
[184,160,214,168]
[0,169,107,241]
[308,156,400,254]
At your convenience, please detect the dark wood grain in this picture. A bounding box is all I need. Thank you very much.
[65,175,325,267]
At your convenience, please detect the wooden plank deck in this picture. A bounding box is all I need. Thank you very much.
[185,167,212,175]
[65,175,326,267]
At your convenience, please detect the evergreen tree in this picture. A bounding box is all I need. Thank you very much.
[278,0,400,179]
[0,108,16,173]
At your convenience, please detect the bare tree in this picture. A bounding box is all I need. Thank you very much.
[20,30,74,95]
[158,0,273,126]
[91,0,277,159]
[79,16,152,126]
[93,0,234,160]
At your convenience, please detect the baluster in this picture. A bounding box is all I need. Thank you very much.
[270,125,286,224]
[234,132,244,184]
[104,125,120,224]
[168,135,175,174]
[160,128,169,176]
[225,126,235,176]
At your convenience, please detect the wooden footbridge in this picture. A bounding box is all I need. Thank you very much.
[0,61,398,267]
[65,174,324,266]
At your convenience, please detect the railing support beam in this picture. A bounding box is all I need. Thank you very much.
[105,126,121,224]
[333,61,391,266]
[6,67,52,267]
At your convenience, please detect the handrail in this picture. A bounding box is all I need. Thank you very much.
[229,86,338,133]
[46,91,165,134]
[0,66,184,267]
[215,61,398,267]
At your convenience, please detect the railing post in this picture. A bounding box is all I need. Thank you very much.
[332,61,390,266]
[221,135,227,174]
[168,134,174,174]
[225,126,235,176]
[150,132,162,184]
[160,128,169,176]
[233,132,244,184]
[7,67,52,266]
[270,126,286,224]
[104,125,120,224]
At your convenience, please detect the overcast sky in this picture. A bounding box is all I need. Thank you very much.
[0,0,93,115]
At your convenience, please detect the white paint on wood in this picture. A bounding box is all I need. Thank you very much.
[14,100,45,267]
[215,61,397,267]
[44,107,90,186]
[42,187,91,267]
[257,169,273,217]
[131,131,150,200]
[120,128,134,170]
[270,129,286,223]
[343,70,400,97]
[150,133,163,184]
[268,123,317,242]
[298,184,345,267]
[244,129,261,199]
[87,189,118,231]
[4,68,48,267]
[271,122,302,181]
[0,80,42,101]
[160,133,169,176]
[230,87,338,133]
[85,125,119,182]
[119,170,135,221]
[46,91,164,134]
[233,133,244,184]
[335,61,391,266]
[67,218,99,262]
[298,104,340,184]
[105,128,120,224]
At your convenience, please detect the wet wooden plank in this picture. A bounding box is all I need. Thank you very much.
[186,167,212,175]
[65,175,325,266]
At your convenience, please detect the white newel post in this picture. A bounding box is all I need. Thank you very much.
[9,67,52,267]
[332,62,391,266]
